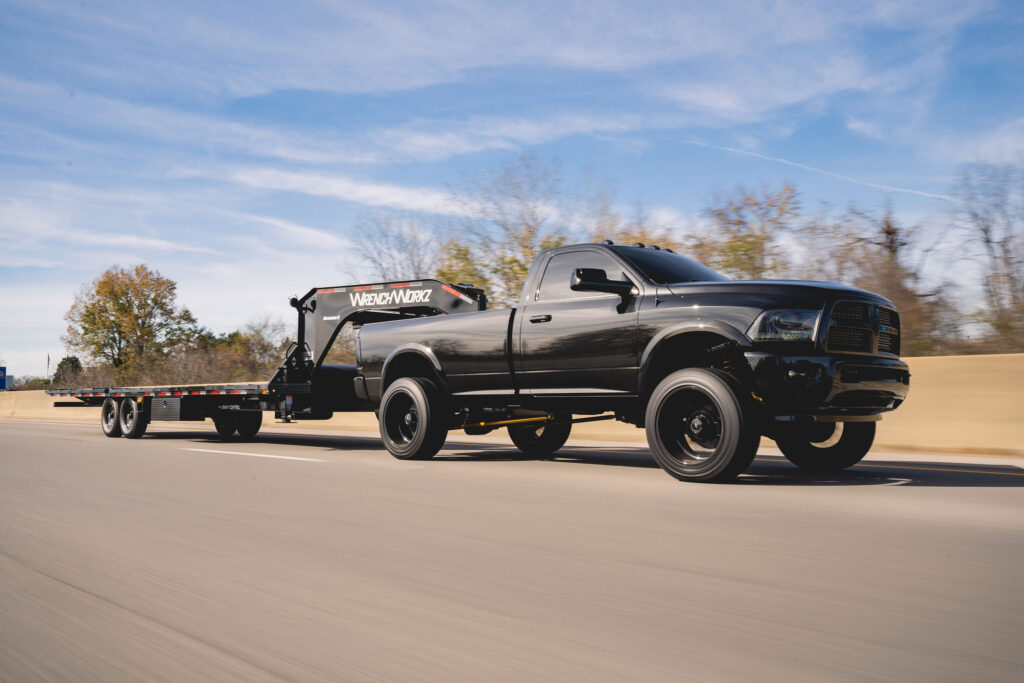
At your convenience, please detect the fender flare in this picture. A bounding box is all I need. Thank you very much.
[638,321,750,393]
[381,343,446,388]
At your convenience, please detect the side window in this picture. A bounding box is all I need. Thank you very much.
[536,251,627,301]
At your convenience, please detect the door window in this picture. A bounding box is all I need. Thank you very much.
[536,251,627,301]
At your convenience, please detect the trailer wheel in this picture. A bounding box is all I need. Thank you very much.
[119,398,149,439]
[236,412,263,440]
[379,377,448,460]
[645,368,759,483]
[100,398,122,438]
[775,421,875,472]
[214,418,237,439]
[508,414,571,456]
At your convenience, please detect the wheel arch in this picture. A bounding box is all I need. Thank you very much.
[381,345,448,396]
[639,324,753,401]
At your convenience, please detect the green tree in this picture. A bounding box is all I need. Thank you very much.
[63,265,199,373]
[52,355,83,387]
[434,238,493,292]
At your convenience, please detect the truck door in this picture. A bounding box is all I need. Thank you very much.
[517,249,639,395]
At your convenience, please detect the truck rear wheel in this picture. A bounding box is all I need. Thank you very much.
[508,415,571,456]
[101,398,122,438]
[119,398,149,439]
[379,377,448,460]
[775,421,875,472]
[645,368,759,482]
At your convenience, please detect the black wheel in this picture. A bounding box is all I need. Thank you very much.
[775,421,875,472]
[214,417,237,439]
[100,398,122,438]
[645,368,759,482]
[379,377,448,460]
[508,414,571,456]
[119,398,149,439]
[236,411,262,440]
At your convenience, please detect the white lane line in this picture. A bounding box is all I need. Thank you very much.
[182,448,327,462]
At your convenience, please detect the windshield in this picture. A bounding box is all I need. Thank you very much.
[611,246,728,284]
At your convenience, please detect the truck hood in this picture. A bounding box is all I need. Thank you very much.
[667,280,893,306]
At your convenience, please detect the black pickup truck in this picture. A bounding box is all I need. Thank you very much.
[357,241,910,481]
[51,241,909,483]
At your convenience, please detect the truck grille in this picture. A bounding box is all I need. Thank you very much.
[878,332,900,354]
[832,301,869,323]
[825,301,901,356]
[828,326,872,352]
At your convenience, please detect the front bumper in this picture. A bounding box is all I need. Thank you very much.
[744,352,910,421]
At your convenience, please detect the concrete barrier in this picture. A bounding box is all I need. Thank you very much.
[2,353,1022,454]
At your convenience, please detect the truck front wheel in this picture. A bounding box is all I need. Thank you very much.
[100,398,122,438]
[645,368,759,482]
[775,421,875,472]
[508,414,571,457]
[379,377,448,460]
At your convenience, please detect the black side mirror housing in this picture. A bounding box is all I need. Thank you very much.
[570,268,636,296]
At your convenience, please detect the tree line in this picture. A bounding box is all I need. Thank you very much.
[356,154,1024,356]
[10,155,1022,390]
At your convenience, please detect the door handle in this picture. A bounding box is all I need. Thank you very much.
[529,314,552,323]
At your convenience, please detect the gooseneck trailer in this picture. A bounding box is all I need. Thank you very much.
[48,242,910,482]
[48,278,488,438]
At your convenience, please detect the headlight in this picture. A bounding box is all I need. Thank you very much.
[747,309,821,342]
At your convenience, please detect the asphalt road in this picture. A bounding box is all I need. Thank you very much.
[1,419,1022,682]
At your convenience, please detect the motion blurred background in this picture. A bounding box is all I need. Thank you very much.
[1,0,1022,387]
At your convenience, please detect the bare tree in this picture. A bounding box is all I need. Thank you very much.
[442,153,567,305]
[699,184,800,279]
[576,179,684,250]
[352,210,439,281]
[952,163,1024,345]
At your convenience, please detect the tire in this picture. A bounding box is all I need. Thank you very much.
[379,377,448,460]
[119,398,149,439]
[100,398,122,438]
[775,421,875,472]
[508,414,571,456]
[214,417,237,439]
[236,411,263,440]
[645,368,759,482]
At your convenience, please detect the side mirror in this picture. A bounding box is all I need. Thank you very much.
[570,268,636,296]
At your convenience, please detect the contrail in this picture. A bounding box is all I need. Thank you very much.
[661,137,958,203]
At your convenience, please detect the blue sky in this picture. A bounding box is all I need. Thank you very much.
[1,0,1022,376]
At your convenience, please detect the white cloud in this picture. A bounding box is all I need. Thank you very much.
[932,117,1024,164]
[847,119,884,139]
[208,167,468,216]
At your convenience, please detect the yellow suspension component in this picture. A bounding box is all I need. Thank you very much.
[471,415,550,429]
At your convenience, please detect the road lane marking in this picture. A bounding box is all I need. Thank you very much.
[182,448,327,462]
[558,448,1024,477]
[5,421,1020,476]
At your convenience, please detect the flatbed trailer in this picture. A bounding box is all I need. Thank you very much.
[46,278,487,439]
